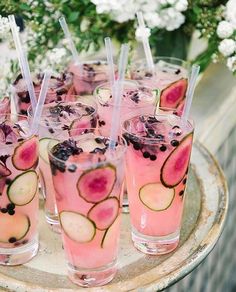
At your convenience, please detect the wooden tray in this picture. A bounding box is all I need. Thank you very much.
[0,141,228,291]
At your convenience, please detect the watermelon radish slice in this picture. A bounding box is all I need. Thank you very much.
[161,133,193,188]
[77,165,116,203]
[0,213,30,243]
[139,183,175,211]
[60,211,96,243]
[88,197,119,230]
[0,162,11,178]
[39,138,59,164]
[7,170,38,206]
[160,78,188,109]
[101,214,121,248]
[69,118,93,136]
[12,136,38,170]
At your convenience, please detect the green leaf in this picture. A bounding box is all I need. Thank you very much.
[68,12,79,22]
[19,3,31,11]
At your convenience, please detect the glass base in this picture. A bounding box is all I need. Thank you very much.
[45,210,61,234]
[0,235,39,265]
[67,260,117,287]
[132,228,180,255]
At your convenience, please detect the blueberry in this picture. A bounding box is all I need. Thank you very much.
[8,209,15,216]
[183,178,187,184]
[7,203,15,210]
[143,151,150,158]
[5,178,12,185]
[133,143,141,150]
[156,134,164,140]
[147,128,155,135]
[49,128,55,134]
[1,208,7,213]
[95,137,103,144]
[171,140,179,147]
[18,138,24,142]
[8,237,17,243]
[6,141,12,145]
[150,154,157,161]
[160,145,167,152]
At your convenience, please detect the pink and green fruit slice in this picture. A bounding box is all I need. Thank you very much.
[0,162,11,178]
[101,214,121,249]
[160,78,188,109]
[60,211,96,243]
[139,183,175,211]
[7,170,38,206]
[77,165,116,203]
[161,133,193,188]
[12,136,38,170]
[88,197,119,230]
[0,213,30,243]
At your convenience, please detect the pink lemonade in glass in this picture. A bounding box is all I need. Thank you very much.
[130,57,189,113]
[95,81,159,137]
[0,115,39,265]
[0,97,10,115]
[28,101,97,232]
[123,113,194,255]
[69,60,117,95]
[13,72,76,116]
[48,133,126,287]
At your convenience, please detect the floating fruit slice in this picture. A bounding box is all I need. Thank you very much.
[139,183,175,211]
[0,213,30,243]
[101,214,121,248]
[7,170,38,206]
[39,137,59,164]
[69,118,92,136]
[78,137,106,153]
[97,87,111,104]
[161,133,193,188]
[77,165,116,203]
[60,211,96,243]
[12,136,38,170]
[0,162,11,178]
[88,197,119,230]
[160,78,188,109]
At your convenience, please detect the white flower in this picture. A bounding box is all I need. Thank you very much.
[135,26,151,41]
[217,21,234,39]
[175,0,188,12]
[226,0,236,29]
[227,55,236,72]
[218,39,236,57]
[0,16,10,37]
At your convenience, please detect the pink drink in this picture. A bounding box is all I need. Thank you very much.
[123,113,194,255]
[48,133,126,287]
[0,115,39,265]
[13,72,76,116]
[95,81,159,137]
[0,97,10,115]
[130,57,189,113]
[69,60,116,95]
[28,101,97,232]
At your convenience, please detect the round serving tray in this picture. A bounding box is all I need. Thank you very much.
[0,141,228,292]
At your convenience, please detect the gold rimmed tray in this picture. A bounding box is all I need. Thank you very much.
[0,141,228,291]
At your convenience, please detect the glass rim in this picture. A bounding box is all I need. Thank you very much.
[94,80,159,108]
[131,56,191,68]
[48,132,127,169]
[27,100,98,128]
[122,113,194,145]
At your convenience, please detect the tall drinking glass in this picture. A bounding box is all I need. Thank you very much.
[0,114,39,265]
[28,101,97,232]
[48,132,126,287]
[130,57,190,113]
[123,113,194,254]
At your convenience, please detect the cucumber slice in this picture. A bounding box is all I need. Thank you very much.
[0,213,30,243]
[39,138,59,164]
[7,170,38,206]
[139,183,175,211]
[97,87,111,104]
[60,211,96,243]
[101,214,121,249]
[88,197,119,230]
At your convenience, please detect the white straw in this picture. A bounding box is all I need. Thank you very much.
[108,44,129,150]
[59,16,81,68]
[136,11,154,73]
[30,69,52,135]
[104,37,116,86]
[8,15,37,113]
[182,64,200,122]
